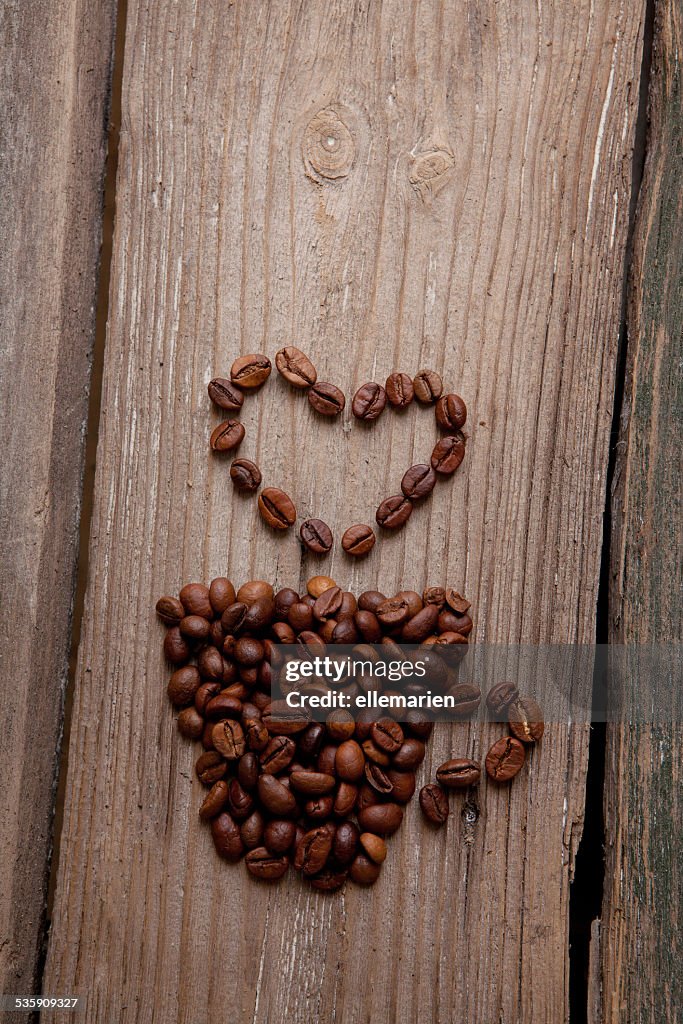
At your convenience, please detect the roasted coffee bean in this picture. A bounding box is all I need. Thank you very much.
[431,433,466,474]
[237,580,274,604]
[208,577,236,614]
[229,458,262,493]
[362,739,391,767]
[177,706,204,740]
[298,723,325,760]
[435,393,467,430]
[258,487,296,530]
[300,518,333,554]
[230,353,271,389]
[198,780,229,821]
[335,739,365,782]
[341,524,376,557]
[240,810,265,848]
[288,602,314,631]
[273,587,300,618]
[257,736,294,775]
[257,774,298,816]
[332,619,359,644]
[446,683,482,717]
[438,609,472,635]
[308,381,345,416]
[349,853,381,885]
[237,752,259,791]
[387,770,416,803]
[419,783,449,825]
[402,604,439,642]
[508,697,545,743]
[163,627,191,665]
[179,614,211,641]
[275,345,317,387]
[221,602,247,633]
[245,717,269,752]
[179,582,213,618]
[332,821,360,866]
[413,369,443,403]
[401,464,438,500]
[337,591,357,619]
[243,597,274,632]
[376,494,413,530]
[313,586,343,621]
[392,738,426,771]
[325,710,356,741]
[352,382,387,421]
[212,812,245,861]
[359,832,387,864]
[263,702,310,735]
[357,782,381,811]
[486,681,520,715]
[436,758,481,788]
[422,586,446,608]
[404,709,434,740]
[156,595,185,625]
[317,744,338,776]
[227,779,254,820]
[333,782,358,817]
[310,869,348,891]
[205,693,242,720]
[210,419,245,452]
[167,665,201,706]
[354,609,382,642]
[485,736,526,781]
[376,596,410,628]
[295,827,333,875]
[264,819,297,855]
[371,718,404,754]
[195,751,227,786]
[212,720,246,759]
[305,796,334,821]
[357,802,403,835]
[208,377,244,411]
[245,847,289,880]
[307,575,336,598]
[365,762,393,794]
[385,372,414,408]
[290,771,336,795]
[358,590,387,613]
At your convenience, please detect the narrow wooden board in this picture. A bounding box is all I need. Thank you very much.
[599,0,683,1018]
[44,2,644,1020]
[0,0,116,1005]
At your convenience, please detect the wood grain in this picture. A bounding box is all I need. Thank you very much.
[0,0,116,1004]
[44,1,644,1020]
[599,0,683,1019]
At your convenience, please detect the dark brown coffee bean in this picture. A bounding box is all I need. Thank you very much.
[422,586,446,607]
[221,602,247,633]
[298,722,325,760]
[376,494,413,529]
[212,719,246,759]
[275,346,317,388]
[413,369,443,403]
[435,393,467,430]
[508,696,545,743]
[401,604,439,642]
[288,602,314,631]
[230,353,271,389]
[308,381,345,416]
[357,803,403,835]
[155,595,185,625]
[362,739,391,766]
[179,614,210,641]
[436,758,481,788]
[242,596,274,632]
[237,580,274,604]
[365,762,393,794]
[349,853,381,885]
[352,382,387,421]
[392,738,426,770]
[325,709,356,742]
[333,782,358,817]
[359,832,387,864]
[404,709,434,740]
[371,718,404,754]
[208,577,236,614]
[205,693,243,720]
[229,458,262,493]
[179,582,213,617]
[353,609,382,642]
[358,590,386,613]
[259,736,296,774]
[295,827,333,876]
[258,487,296,530]
[237,753,259,791]
[310,869,348,891]
[289,771,336,795]
[177,706,204,740]
[210,419,245,452]
[211,812,245,861]
[197,780,228,821]
[227,779,254,820]
[264,819,297,855]
[245,847,289,880]
[167,665,200,706]
[208,377,244,411]
[300,518,333,554]
[257,774,298,816]
[245,717,269,752]
[375,596,408,629]
[332,821,359,866]
[163,626,191,665]
[401,464,438,501]
[313,586,343,621]
[485,736,526,781]
[438,609,472,635]
[335,740,365,782]
[431,433,466,474]
[419,783,449,825]
[240,810,265,849]
[341,524,376,557]
[195,751,227,786]
[263,702,310,735]
[305,795,334,821]
[387,769,416,803]
[274,587,300,617]
[486,681,520,715]
[317,745,339,775]
[446,683,482,717]
[385,372,414,408]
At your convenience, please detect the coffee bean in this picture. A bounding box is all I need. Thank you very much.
[431,433,466,474]
[486,681,520,715]
[370,717,404,754]
[179,582,213,618]
[387,770,416,803]
[155,595,185,625]
[436,758,481,788]
[401,464,438,500]
[205,693,242,720]
[419,783,449,825]
[446,683,482,717]
[208,377,244,411]
[211,812,245,861]
[308,381,345,416]
[404,710,434,740]
[179,614,210,641]
[237,752,259,791]
[349,853,381,884]
[262,702,310,736]
[259,736,296,774]
[313,586,343,622]
[257,774,298,816]
[357,802,404,835]
[275,346,317,388]
[208,577,236,615]
[358,590,386,612]
[401,605,439,642]
[508,697,545,743]
[210,419,245,452]
[288,602,314,632]
[305,795,334,821]
[391,738,426,771]
[195,751,227,786]
[226,778,254,820]
[273,587,300,618]
[354,609,382,643]
[384,372,414,408]
[485,736,526,781]
[341,524,376,557]
[212,720,246,760]
[335,739,365,782]
[245,847,289,880]
[242,597,274,632]
[167,665,200,706]
[295,827,333,875]
[230,353,271,389]
[199,781,229,821]
[333,822,360,866]
[435,393,467,430]
[237,580,274,604]
[325,709,356,742]
[229,458,262,493]
[299,518,333,554]
[264,819,297,855]
[240,810,265,849]
[376,596,410,628]
[413,369,443,403]
[307,575,337,598]
[258,487,296,530]
[177,706,204,740]
[352,382,387,421]
[310,869,348,891]
[298,723,325,760]
[376,494,413,529]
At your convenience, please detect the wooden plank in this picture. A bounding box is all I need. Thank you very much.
[44,1,644,1020]
[599,0,683,1018]
[0,0,117,1005]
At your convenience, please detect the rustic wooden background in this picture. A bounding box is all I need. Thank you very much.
[1,1,680,1022]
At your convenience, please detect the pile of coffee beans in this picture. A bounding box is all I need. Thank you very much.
[207,346,468,557]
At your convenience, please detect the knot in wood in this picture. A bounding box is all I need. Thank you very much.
[302,107,355,181]
[408,147,455,202]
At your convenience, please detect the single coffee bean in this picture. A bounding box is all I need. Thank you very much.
[313,586,343,622]
[401,605,439,642]
[295,827,333,876]
[237,752,260,791]
[385,372,414,408]
[419,783,449,825]
[245,847,289,880]
[376,596,410,629]
[331,616,359,645]
[212,719,246,759]
[446,683,482,717]
[359,832,387,864]
[221,602,247,633]
[259,735,296,774]
[274,587,300,617]
[358,590,387,613]
[486,681,520,715]
[195,750,227,786]
[376,494,413,530]
[198,780,229,821]
[438,609,472,634]
[227,779,254,820]
[317,744,338,775]
[258,487,296,530]
[341,523,376,557]
[245,717,269,752]
[400,464,438,501]
[167,665,201,706]
[275,346,317,388]
[337,591,357,619]
[485,736,526,781]
[364,762,393,794]
[335,739,365,782]
[179,582,213,618]
[229,458,262,493]
[208,377,244,411]
[391,738,426,770]
[208,577,236,614]
[264,819,297,855]
[371,718,404,753]
[436,758,481,788]
[308,381,345,416]
[349,853,381,885]
[211,812,245,861]
[332,821,360,866]
[262,702,310,735]
[422,586,446,608]
[357,802,404,836]
[413,368,443,403]
[431,433,466,474]
[362,738,391,767]
[298,722,325,760]
[179,614,211,641]
[352,382,387,421]
[289,771,336,796]
[310,869,348,891]
[210,419,245,452]
[325,709,356,741]
[205,694,242,720]
[257,774,298,816]
[177,706,204,740]
[435,393,467,430]
[404,709,434,740]
[354,609,382,642]
[307,575,337,598]
[305,796,334,821]
[508,696,545,743]
[387,769,416,803]
[288,602,314,631]
[240,810,265,849]
[230,353,271,389]
[299,518,333,554]
[242,597,274,632]
[333,782,358,817]
[155,595,185,625]
[237,580,274,604]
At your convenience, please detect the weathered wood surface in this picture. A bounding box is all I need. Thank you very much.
[44,2,645,1020]
[599,0,683,1019]
[0,0,116,1006]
